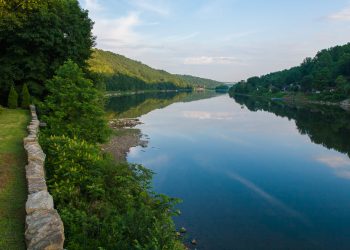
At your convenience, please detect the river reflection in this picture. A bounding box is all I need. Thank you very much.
[105,91,220,118]
[126,94,350,250]
[232,95,350,158]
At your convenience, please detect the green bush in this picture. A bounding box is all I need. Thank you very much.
[21,83,31,108]
[41,135,183,250]
[7,85,18,109]
[42,60,110,144]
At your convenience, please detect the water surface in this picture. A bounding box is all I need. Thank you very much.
[125,94,350,250]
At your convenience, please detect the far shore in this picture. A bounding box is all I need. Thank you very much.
[231,93,350,111]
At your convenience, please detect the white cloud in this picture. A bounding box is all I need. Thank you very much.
[328,7,350,21]
[184,56,240,65]
[83,0,104,12]
[93,12,142,48]
[128,0,170,16]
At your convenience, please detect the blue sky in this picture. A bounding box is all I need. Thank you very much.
[79,0,350,82]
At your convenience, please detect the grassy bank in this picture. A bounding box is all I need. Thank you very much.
[0,108,29,250]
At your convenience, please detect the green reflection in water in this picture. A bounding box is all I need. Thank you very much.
[106,91,221,118]
[232,95,350,158]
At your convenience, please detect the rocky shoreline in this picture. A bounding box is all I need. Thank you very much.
[102,118,148,162]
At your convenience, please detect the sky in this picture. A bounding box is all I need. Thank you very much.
[79,0,350,82]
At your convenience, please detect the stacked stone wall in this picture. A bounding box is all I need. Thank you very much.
[23,105,64,250]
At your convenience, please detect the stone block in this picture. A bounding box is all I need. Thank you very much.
[25,209,65,250]
[26,191,54,214]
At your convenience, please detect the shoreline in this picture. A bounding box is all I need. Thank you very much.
[231,93,350,111]
[101,118,148,162]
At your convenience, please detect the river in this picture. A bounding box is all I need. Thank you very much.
[108,92,350,250]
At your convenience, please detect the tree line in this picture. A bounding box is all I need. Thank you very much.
[230,43,350,102]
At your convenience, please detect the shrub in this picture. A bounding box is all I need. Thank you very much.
[7,85,18,109]
[21,83,31,108]
[42,60,110,144]
[41,135,183,250]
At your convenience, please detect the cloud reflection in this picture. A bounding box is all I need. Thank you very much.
[142,154,169,168]
[183,111,233,120]
[315,155,350,179]
[227,171,309,225]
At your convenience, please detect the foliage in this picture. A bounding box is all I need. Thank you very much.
[88,49,223,91]
[177,74,223,89]
[40,135,183,250]
[7,85,18,109]
[40,60,184,249]
[215,84,230,93]
[21,84,30,108]
[88,49,191,91]
[229,43,350,101]
[0,0,94,104]
[42,60,110,144]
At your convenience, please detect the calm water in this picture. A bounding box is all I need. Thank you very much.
[122,93,350,250]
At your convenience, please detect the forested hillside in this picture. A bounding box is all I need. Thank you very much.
[88,49,191,91]
[230,43,350,102]
[88,49,223,91]
[176,74,223,89]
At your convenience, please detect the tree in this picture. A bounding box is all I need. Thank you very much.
[42,60,110,144]
[21,84,31,108]
[0,0,95,104]
[7,85,18,109]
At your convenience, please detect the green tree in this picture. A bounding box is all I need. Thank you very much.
[0,0,94,104]
[7,85,18,109]
[42,60,110,144]
[21,84,31,108]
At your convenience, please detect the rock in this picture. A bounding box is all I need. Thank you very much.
[26,163,45,179]
[26,191,54,214]
[24,105,65,249]
[180,227,187,233]
[25,209,65,250]
[109,118,142,129]
[27,177,47,194]
[191,239,197,245]
[26,144,46,165]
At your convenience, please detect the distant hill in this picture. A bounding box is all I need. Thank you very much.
[176,75,223,89]
[88,49,222,91]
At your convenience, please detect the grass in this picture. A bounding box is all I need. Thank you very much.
[0,108,29,250]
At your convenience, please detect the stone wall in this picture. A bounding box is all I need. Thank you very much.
[23,105,65,250]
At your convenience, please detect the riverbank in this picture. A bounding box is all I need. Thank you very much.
[0,108,29,250]
[102,118,147,162]
[105,89,191,97]
[230,92,350,111]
